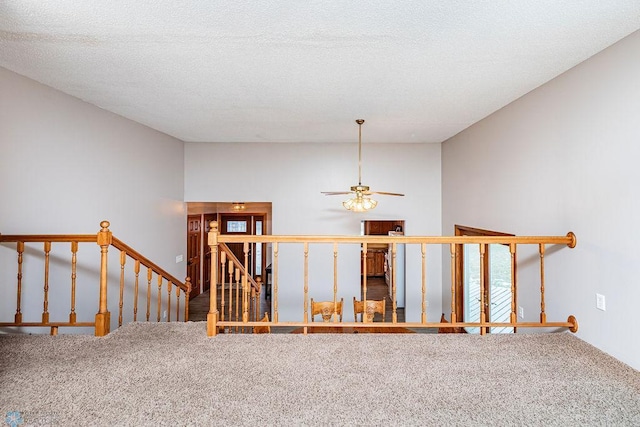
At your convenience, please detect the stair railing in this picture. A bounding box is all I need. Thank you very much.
[217,242,262,333]
[1,221,191,336]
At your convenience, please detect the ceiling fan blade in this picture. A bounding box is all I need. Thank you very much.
[369,191,405,196]
[321,191,353,196]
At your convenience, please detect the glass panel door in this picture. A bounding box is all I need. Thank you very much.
[462,241,514,334]
[463,244,481,334]
[489,244,513,334]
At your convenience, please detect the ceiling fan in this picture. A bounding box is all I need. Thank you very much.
[322,119,404,211]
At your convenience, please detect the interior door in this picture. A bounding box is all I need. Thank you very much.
[187,215,201,299]
[456,226,515,334]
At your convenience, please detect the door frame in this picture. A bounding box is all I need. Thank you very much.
[219,213,266,282]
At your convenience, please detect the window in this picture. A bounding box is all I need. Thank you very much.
[226,220,247,233]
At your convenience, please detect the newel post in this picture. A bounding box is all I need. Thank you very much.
[95,220,112,336]
[207,221,219,336]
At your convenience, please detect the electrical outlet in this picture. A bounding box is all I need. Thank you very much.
[175,254,183,263]
[596,294,606,311]
[518,306,524,319]
[163,310,167,319]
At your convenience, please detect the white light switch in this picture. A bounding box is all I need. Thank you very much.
[596,294,606,311]
[175,254,183,263]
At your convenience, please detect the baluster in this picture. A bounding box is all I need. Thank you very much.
[118,250,126,327]
[255,277,262,322]
[303,242,309,332]
[70,241,78,324]
[146,267,152,321]
[392,243,397,323]
[252,287,257,324]
[220,252,227,324]
[480,244,487,335]
[234,267,240,333]
[167,281,172,322]
[362,243,368,301]
[242,274,248,333]
[243,242,250,325]
[95,221,112,336]
[42,241,51,324]
[133,260,140,321]
[175,285,181,322]
[228,260,234,333]
[157,275,163,322]
[333,243,338,323]
[539,244,546,324]
[510,243,517,328]
[450,243,456,324]
[207,220,219,336]
[421,243,427,324]
[15,242,24,324]
[273,242,279,323]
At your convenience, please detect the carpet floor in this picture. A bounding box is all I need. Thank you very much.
[1,322,639,426]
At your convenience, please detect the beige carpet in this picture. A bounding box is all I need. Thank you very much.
[1,322,639,426]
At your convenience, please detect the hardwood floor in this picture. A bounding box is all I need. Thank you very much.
[359,276,405,323]
[188,276,408,332]
[187,283,271,323]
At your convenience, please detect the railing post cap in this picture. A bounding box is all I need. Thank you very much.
[100,220,110,230]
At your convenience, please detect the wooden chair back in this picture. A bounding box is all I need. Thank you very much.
[437,313,466,334]
[353,297,386,322]
[310,298,344,322]
[253,312,271,334]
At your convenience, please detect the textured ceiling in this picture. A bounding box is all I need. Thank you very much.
[1,1,639,143]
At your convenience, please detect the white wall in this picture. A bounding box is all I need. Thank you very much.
[185,142,442,322]
[442,31,640,370]
[0,67,186,333]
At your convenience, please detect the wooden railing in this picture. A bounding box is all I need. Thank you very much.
[205,221,578,336]
[0,221,191,336]
[217,243,262,333]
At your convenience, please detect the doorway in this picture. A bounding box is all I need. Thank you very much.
[362,220,405,310]
[185,202,272,299]
[219,213,266,281]
[455,225,515,334]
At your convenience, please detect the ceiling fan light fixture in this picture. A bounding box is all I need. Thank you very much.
[343,196,377,212]
[321,119,404,211]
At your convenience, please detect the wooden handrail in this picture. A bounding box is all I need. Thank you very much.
[216,233,576,247]
[111,237,189,293]
[206,221,578,336]
[0,233,189,294]
[0,235,97,243]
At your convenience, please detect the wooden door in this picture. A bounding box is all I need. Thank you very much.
[455,225,515,334]
[187,215,201,299]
